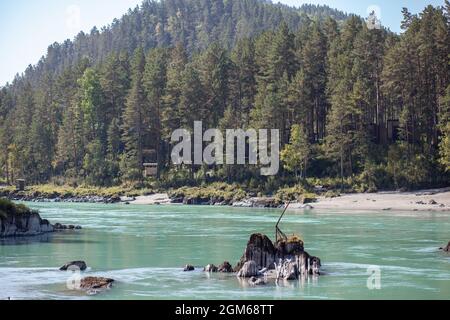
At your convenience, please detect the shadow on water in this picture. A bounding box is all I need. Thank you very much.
[0,233,54,245]
[0,232,101,246]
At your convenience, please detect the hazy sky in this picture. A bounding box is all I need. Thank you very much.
[0,0,444,86]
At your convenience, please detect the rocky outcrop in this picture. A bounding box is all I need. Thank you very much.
[235,233,321,279]
[60,261,87,271]
[0,199,81,238]
[440,241,450,252]
[0,211,54,237]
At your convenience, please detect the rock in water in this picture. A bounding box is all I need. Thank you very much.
[309,256,322,275]
[274,238,304,260]
[440,241,450,252]
[59,261,87,271]
[204,264,218,272]
[275,260,299,280]
[234,234,276,272]
[80,277,114,291]
[0,211,54,237]
[236,261,258,278]
[183,265,195,272]
[53,223,82,230]
[218,261,233,273]
[235,233,321,279]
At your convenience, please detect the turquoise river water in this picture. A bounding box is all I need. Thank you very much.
[0,202,449,300]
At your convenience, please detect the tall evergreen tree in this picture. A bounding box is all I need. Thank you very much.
[121,47,147,181]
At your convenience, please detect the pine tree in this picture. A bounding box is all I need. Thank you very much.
[229,38,257,127]
[10,81,35,180]
[326,16,363,184]
[121,47,147,181]
[281,124,312,179]
[197,43,231,127]
[439,85,450,171]
[143,48,168,173]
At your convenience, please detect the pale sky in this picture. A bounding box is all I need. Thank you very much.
[0,0,444,87]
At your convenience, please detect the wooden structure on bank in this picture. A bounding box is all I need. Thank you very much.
[142,149,158,178]
[16,179,25,191]
[143,163,158,177]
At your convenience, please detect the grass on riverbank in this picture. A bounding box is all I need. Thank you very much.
[0,184,155,199]
[0,198,34,218]
[168,182,247,203]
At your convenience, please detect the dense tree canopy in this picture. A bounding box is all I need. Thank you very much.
[0,0,449,191]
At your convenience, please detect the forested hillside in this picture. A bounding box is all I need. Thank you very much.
[4,0,349,89]
[0,0,449,193]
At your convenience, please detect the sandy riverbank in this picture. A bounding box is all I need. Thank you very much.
[122,188,450,212]
[289,188,450,212]
[126,193,173,205]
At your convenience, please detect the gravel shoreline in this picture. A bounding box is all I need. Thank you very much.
[2,187,449,212]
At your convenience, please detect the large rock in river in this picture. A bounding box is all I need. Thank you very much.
[235,233,321,279]
[80,277,114,291]
[234,234,276,272]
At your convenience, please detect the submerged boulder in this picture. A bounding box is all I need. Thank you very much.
[235,233,321,280]
[60,261,87,271]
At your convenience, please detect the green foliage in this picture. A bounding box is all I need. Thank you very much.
[0,0,448,193]
[0,198,33,219]
[357,162,392,193]
[281,124,311,179]
[439,85,450,171]
[385,143,438,190]
[275,185,308,202]
[169,182,247,203]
